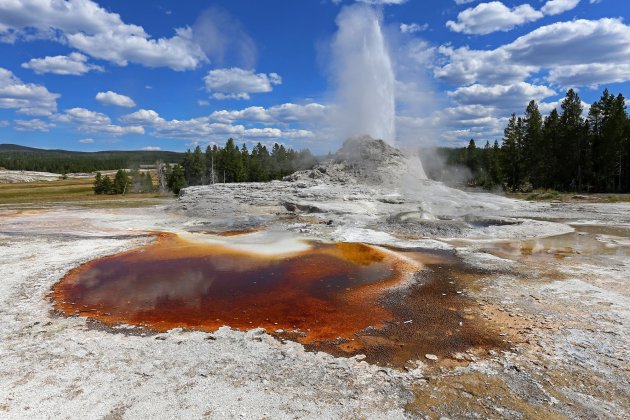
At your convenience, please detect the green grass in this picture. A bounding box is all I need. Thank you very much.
[0,177,175,209]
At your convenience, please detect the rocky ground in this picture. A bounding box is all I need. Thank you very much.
[0,170,62,183]
[0,137,628,418]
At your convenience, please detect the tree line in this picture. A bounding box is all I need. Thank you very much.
[165,138,316,193]
[432,88,630,193]
[93,169,154,195]
[0,145,184,174]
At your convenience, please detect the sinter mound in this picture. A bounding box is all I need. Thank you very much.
[284,135,426,187]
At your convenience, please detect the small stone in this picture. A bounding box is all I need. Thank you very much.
[425,354,438,361]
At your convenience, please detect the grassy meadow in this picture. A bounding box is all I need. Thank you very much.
[0,176,175,209]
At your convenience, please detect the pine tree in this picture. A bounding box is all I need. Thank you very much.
[542,108,561,189]
[559,89,585,190]
[93,172,104,194]
[490,140,502,186]
[101,175,113,194]
[240,144,250,181]
[523,100,544,188]
[466,139,478,173]
[501,114,522,191]
[167,164,187,194]
[113,169,130,194]
[186,145,206,186]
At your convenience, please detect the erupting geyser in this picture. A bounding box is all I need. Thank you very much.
[332,5,396,144]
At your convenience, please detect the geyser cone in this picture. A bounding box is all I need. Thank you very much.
[331,5,396,144]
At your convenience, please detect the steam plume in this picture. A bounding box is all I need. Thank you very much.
[331,5,396,144]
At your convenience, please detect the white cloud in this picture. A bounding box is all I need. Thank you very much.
[541,0,581,16]
[120,107,316,142]
[21,52,102,75]
[435,45,533,85]
[54,107,144,136]
[400,23,429,33]
[142,146,161,151]
[197,100,210,106]
[548,63,630,88]
[437,18,630,88]
[209,103,328,125]
[13,118,55,132]
[68,27,205,71]
[455,0,477,4]
[396,106,509,146]
[0,0,207,71]
[449,82,556,110]
[446,2,543,35]
[120,109,164,125]
[357,0,407,4]
[95,91,136,108]
[447,0,580,35]
[204,68,282,100]
[79,138,94,143]
[0,67,59,116]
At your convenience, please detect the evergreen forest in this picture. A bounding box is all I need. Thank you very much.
[428,89,630,193]
[165,138,316,193]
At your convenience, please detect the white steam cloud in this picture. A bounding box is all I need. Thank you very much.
[330,5,397,144]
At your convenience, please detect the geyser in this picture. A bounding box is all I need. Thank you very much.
[331,5,396,144]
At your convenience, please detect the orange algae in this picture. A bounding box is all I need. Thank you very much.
[53,235,407,343]
[52,234,504,367]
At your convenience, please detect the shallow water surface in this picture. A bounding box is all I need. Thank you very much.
[53,233,504,367]
[54,235,406,342]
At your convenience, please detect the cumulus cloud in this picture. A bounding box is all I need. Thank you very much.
[120,109,164,125]
[396,106,509,146]
[435,45,533,86]
[0,0,207,71]
[541,0,581,15]
[446,2,543,35]
[448,82,556,109]
[399,23,429,33]
[204,68,282,100]
[447,0,581,35]
[142,146,161,151]
[79,138,94,143]
[357,0,408,4]
[120,105,320,142]
[54,107,144,135]
[95,91,136,108]
[21,52,103,75]
[548,63,630,88]
[0,67,59,116]
[436,18,630,88]
[208,103,328,124]
[13,118,55,132]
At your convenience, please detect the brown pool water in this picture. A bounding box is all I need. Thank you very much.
[53,234,504,367]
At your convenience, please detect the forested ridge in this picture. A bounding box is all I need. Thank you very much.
[427,88,630,193]
[0,144,185,173]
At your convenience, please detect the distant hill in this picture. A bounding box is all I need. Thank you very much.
[0,144,185,173]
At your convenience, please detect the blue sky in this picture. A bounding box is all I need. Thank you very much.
[0,0,628,153]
